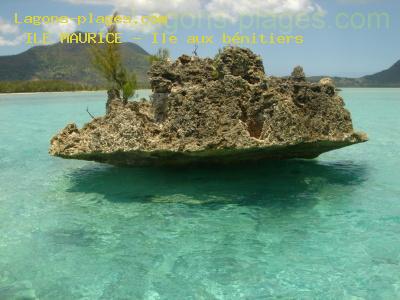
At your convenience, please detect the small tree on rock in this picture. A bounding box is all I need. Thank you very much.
[291,66,306,82]
[90,12,137,107]
[149,48,171,64]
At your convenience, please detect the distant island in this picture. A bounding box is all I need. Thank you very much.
[308,59,400,87]
[0,38,399,93]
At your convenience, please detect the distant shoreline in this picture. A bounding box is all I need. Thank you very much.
[0,89,152,96]
[0,90,106,95]
[0,79,150,94]
[2,87,400,95]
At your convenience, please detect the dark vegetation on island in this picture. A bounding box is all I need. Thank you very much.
[49,23,367,166]
[0,80,100,93]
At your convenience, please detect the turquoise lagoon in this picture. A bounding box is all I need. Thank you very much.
[0,89,399,299]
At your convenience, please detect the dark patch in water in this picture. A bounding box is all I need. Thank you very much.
[33,228,97,248]
[65,160,368,210]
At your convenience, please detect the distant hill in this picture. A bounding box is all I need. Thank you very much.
[0,41,151,87]
[309,60,400,87]
[0,41,399,89]
[362,60,400,86]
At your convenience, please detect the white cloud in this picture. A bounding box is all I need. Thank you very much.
[117,14,163,33]
[42,19,77,43]
[62,0,320,20]
[0,34,25,46]
[42,19,77,36]
[206,0,320,21]
[0,18,19,35]
[0,18,25,46]
[65,0,202,15]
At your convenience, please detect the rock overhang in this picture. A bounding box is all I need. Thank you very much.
[50,47,368,166]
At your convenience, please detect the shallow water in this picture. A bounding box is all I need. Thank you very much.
[0,89,399,299]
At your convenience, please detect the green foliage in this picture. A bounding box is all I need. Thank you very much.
[211,66,220,80]
[149,48,170,64]
[122,72,137,100]
[90,13,137,102]
[212,50,224,80]
[0,80,99,93]
[291,66,306,81]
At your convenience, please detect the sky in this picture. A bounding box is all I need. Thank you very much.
[0,0,399,77]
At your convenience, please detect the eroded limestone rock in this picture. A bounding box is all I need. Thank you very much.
[50,47,367,166]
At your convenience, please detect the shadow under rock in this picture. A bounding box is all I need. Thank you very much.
[64,159,369,208]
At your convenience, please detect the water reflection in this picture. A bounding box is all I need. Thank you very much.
[66,160,368,208]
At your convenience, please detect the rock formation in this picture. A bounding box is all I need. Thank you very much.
[49,47,367,166]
